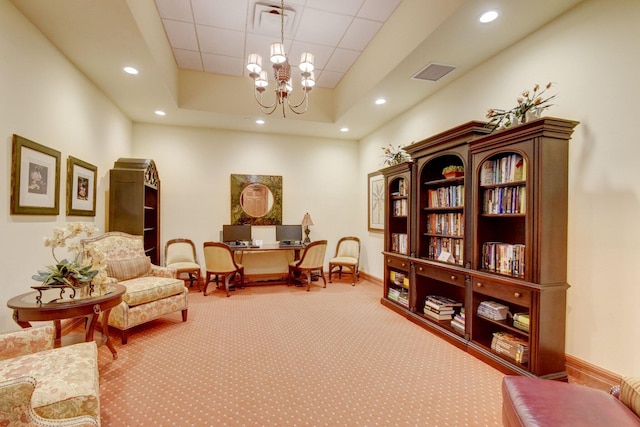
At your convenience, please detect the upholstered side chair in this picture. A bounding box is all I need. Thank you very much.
[328,236,361,286]
[165,238,201,290]
[288,240,328,291]
[202,242,245,297]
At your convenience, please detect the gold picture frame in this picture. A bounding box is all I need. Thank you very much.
[230,174,282,225]
[368,171,385,232]
[66,156,97,216]
[11,134,61,215]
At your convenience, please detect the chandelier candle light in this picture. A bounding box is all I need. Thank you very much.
[247,0,315,117]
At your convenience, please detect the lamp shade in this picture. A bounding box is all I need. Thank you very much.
[301,213,314,227]
[270,42,286,64]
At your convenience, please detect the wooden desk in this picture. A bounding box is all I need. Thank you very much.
[7,284,126,359]
[231,244,305,284]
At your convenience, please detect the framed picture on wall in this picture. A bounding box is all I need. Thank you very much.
[368,171,384,232]
[10,134,61,215]
[66,156,97,216]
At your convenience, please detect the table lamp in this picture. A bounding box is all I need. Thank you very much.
[301,212,314,243]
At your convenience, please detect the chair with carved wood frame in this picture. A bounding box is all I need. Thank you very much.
[287,240,328,291]
[165,238,201,290]
[203,242,244,297]
[328,236,360,286]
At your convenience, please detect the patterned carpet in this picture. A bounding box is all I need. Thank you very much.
[96,279,504,426]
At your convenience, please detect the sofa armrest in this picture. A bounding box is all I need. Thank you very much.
[149,264,177,279]
[0,376,99,426]
[0,324,55,361]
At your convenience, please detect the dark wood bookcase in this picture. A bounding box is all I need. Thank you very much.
[380,118,578,379]
[108,158,161,264]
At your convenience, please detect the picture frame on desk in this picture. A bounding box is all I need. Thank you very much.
[10,134,61,215]
[66,156,97,216]
[368,171,384,232]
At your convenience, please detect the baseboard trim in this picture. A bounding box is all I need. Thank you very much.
[565,354,621,391]
[360,271,382,286]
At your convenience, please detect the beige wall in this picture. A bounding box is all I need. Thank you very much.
[0,0,132,331]
[131,123,359,267]
[1,0,639,379]
[359,0,640,376]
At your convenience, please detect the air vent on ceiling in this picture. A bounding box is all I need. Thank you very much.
[253,2,296,36]
[412,63,456,82]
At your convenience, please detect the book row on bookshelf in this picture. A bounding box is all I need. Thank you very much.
[387,287,408,307]
[480,153,526,185]
[482,186,526,214]
[477,300,509,321]
[427,185,464,208]
[491,332,529,364]
[425,212,464,236]
[389,271,409,288]
[513,312,530,333]
[451,308,466,334]
[423,295,463,321]
[391,233,408,254]
[427,237,463,265]
[393,198,408,216]
[481,242,525,278]
[391,178,408,197]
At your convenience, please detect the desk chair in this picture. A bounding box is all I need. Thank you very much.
[328,236,360,286]
[203,242,244,297]
[287,240,327,291]
[165,238,201,290]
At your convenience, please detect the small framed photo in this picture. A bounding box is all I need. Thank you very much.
[67,156,97,216]
[368,171,385,232]
[11,134,61,215]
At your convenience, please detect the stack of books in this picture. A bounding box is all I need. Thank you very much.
[477,300,509,321]
[390,271,409,288]
[387,287,409,307]
[451,307,466,334]
[491,332,529,364]
[423,295,462,321]
[513,312,530,332]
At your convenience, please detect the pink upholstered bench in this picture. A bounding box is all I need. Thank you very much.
[502,376,640,426]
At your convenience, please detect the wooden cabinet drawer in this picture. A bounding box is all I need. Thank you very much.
[415,263,465,287]
[471,277,532,308]
[386,255,409,271]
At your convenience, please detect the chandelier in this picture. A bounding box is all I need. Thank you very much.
[246,0,315,117]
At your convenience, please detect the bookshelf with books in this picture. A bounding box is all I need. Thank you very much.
[467,117,578,378]
[379,118,578,379]
[381,162,413,312]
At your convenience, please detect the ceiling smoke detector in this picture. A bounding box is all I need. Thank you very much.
[412,63,456,82]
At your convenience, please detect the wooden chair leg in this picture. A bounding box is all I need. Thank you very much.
[306,270,312,291]
[182,309,188,322]
[320,268,326,288]
[224,274,231,297]
[121,329,128,345]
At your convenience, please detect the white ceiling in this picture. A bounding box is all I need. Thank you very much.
[9,0,585,140]
[156,0,402,89]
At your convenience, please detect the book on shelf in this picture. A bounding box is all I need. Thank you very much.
[491,332,529,364]
[480,154,527,185]
[425,295,463,309]
[423,307,453,321]
[390,271,409,288]
[427,185,464,208]
[391,233,408,254]
[423,304,455,316]
[513,313,530,332]
[393,199,408,216]
[477,300,509,321]
[481,242,525,278]
[451,308,466,333]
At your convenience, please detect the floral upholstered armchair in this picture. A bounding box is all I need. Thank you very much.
[81,232,188,344]
[0,325,100,426]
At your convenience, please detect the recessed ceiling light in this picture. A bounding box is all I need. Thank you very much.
[154,110,165,116]
[479,10,499,23]
[340,127,349,132]
[375,98,387,105]
[256,119,265,125]
[123,66,139,75]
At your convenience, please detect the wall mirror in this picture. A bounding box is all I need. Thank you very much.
[231,174,282,225]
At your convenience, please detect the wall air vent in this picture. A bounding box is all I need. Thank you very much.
[411,63,456,82]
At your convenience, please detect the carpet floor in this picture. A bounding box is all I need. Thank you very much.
[96,279,504,426]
